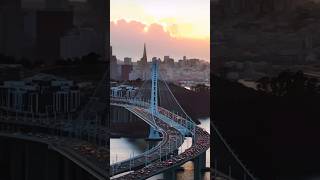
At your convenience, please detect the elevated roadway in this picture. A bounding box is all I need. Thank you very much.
[110,98,210,180]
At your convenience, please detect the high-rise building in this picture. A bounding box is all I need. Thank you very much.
[60,27,100,59]
[110,46,120,80]
[121,64,133,81]
[124,57,132,65]
[0,0,23,58]
[164,56,174,66]
[36,9,74,63]
[74,0,107,61]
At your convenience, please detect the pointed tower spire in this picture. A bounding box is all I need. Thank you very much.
[142,43,147,65]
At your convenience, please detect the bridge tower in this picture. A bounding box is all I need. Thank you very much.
[150,60,158,115]
[147,60,161,140]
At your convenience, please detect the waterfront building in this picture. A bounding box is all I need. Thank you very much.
[110,85,137,98]
[0,74,80,116]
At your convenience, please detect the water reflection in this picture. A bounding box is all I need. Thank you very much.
[110,138,148,164]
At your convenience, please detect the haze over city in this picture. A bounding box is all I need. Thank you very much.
[110,0,210,62]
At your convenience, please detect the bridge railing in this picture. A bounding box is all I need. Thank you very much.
[110,97,149,109]
[111,97,196,136]
[110,106,188,177]
[110,127,167,168]
[0,110,109,147]
[157,106,196,136]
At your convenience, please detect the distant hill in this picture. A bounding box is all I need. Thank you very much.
[169,84,210,123]
[212,0,320,75]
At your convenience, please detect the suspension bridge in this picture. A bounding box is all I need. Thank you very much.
[110,58,257,180]
[0,48,259,180]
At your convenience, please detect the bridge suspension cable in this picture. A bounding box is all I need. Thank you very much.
[158,68,256,180]
[110,60,258,180]
[212,122,257,180]
[157,71,197,137]
[158,71,193,121]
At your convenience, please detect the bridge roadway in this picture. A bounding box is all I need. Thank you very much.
[110,104,184,176]
[110,99,210,180]
[0,115,109,180]
[114,122,209,180]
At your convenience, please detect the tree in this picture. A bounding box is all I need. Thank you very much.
[256,70,319,97]
[81,52,101,64]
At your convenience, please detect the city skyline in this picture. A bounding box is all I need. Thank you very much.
[111,0,210,62]
[111,42,208,63]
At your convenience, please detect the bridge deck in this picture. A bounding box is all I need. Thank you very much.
[110,104,184,176]
[0,116,109,180]
[110,100,210,180]
[114,125,209,180]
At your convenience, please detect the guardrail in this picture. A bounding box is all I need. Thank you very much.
[110,97,210,180]
[110,104,184,176]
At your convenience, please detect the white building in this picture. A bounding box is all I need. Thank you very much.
[0,73,80,116]
[110,85,137,98]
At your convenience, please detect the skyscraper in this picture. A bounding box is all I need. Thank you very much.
[36,9,73,63]
[0,0,23,58]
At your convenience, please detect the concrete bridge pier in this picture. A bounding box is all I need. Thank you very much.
[164,167,177,180]
[63,158,73,180]
[147,126,161,140]
[0,137,10,180]
[24,143,30,180]
[193,152,206,180]
[173,149,179,156]
[46,146,63,180]
[75,164,86,180]
[24,141,51,180]
[10,139,24,180]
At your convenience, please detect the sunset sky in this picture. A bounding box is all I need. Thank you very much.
[111,0,210,62]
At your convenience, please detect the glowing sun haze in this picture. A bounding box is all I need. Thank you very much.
[111,0,210,62]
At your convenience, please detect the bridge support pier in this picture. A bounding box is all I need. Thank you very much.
[173,149,179,156]
[24,142,30,180]
[194,152,206,180]
[164,167,177,180]
[46,147,62,180]
[147,126,161,140]
[10,139,24,180]
[63,158,73,180]
[75,165,86,180]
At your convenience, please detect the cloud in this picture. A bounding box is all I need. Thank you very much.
[110,19,210,62]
